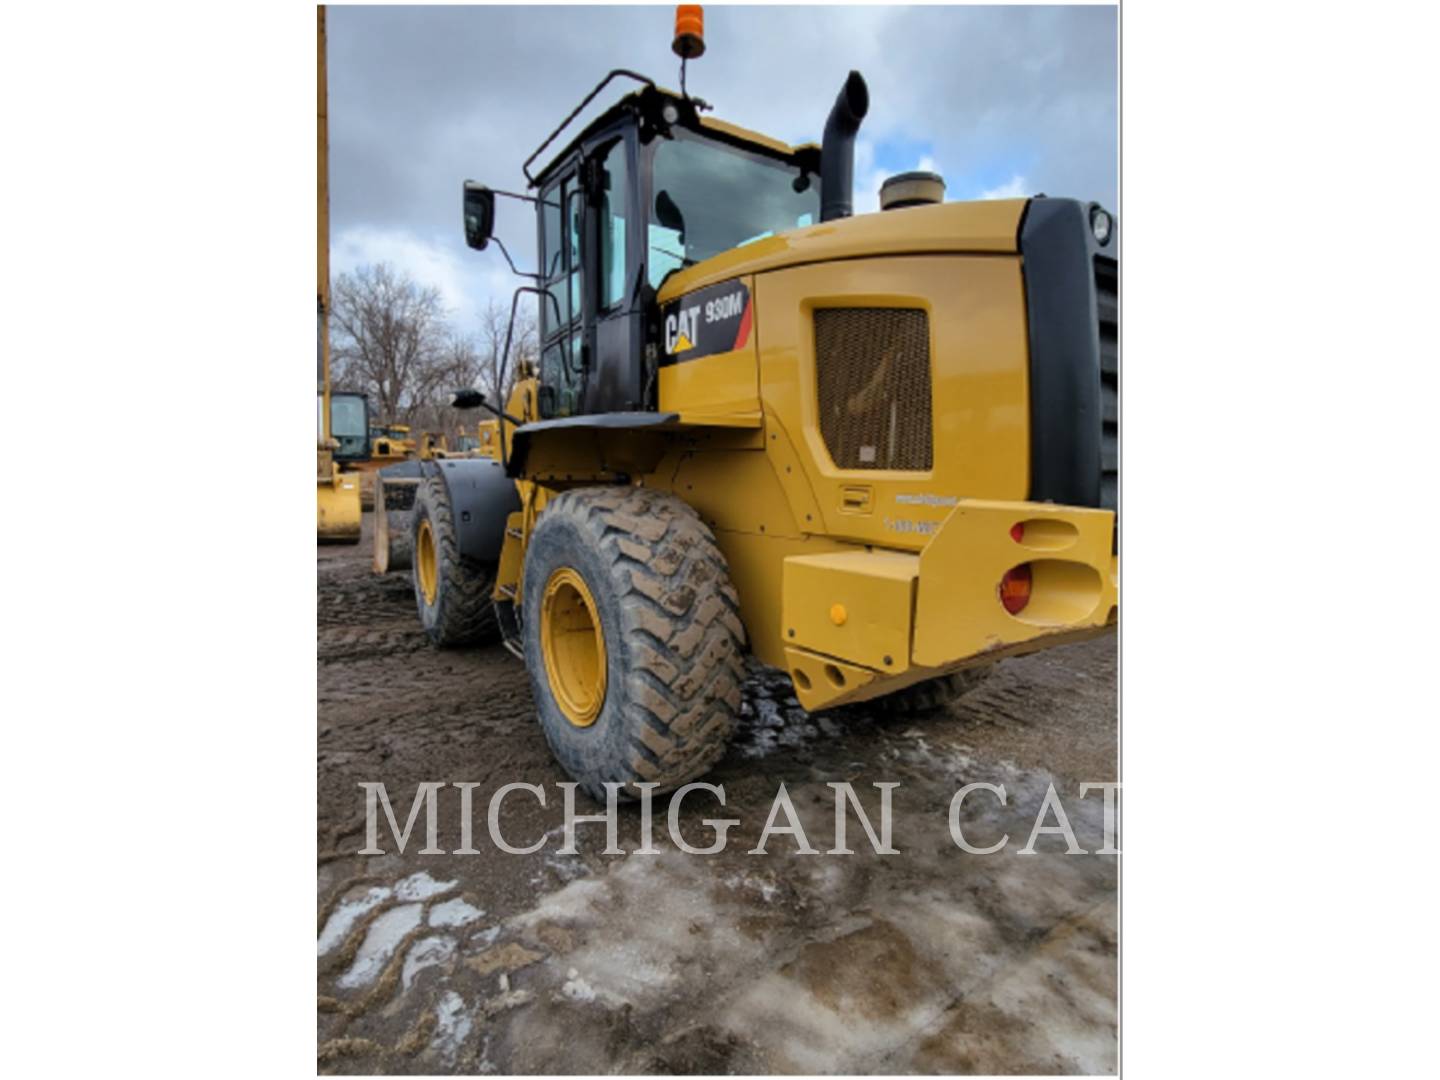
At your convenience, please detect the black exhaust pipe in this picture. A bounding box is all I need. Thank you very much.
[820,71,870,222]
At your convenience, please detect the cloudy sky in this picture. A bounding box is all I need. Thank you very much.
[327,4,1117,339]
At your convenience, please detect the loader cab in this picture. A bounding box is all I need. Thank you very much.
[469,82,820,421]
[327,391,371,463]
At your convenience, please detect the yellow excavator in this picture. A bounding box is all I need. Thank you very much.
[316,5,362,543]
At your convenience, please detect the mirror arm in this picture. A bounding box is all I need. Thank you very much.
[453,390,523,428]
[490,236,539,281]
[491,188,540,206]
[484,400,525,427]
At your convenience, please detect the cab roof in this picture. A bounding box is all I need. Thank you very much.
[530,79,818,188]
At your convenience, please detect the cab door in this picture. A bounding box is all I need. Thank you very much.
[537,165,586,417]
[580,127,645,414]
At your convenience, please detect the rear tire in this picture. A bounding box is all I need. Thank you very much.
[522,487,747,799]
[411,474,498,646]
[884,667,993,717]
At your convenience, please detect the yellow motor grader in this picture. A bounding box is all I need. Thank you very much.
[406,8,1118,796]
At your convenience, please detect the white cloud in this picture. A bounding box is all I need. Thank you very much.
[331,225,470,315]
[977,174,1029,200]
[327,6,1114,319]
[852,137,883,215]
[852,142,950,215]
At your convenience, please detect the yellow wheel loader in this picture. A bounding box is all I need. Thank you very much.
[409,8,1118,796]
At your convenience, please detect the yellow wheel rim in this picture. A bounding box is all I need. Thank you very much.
[416,518,439,605]
[540,567,607,727]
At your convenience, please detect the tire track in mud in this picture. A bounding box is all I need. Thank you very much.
[318,519,1119,1074]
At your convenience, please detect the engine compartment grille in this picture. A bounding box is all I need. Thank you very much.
[1094,256,1118,510]
[814,307,933,471]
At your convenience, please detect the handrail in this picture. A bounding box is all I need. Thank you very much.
[522,69,656,186]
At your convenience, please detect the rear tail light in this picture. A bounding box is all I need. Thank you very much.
[999,563,1032,615]
[1009,522,1025,543]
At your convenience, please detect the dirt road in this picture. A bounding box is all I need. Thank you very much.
[318,518,1119,1073]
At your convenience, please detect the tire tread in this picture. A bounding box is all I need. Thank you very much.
[530,486,746,794]
[414,474,499,646]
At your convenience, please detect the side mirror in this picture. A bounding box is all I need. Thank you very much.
[462,182,495,251]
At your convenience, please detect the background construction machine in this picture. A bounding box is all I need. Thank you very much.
[402,6,1118,796]
[315,5,363,544]
[370,422,417,459]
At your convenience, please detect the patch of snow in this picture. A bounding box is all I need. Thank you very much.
[429,897,485,928]
[468,925,501,949]
[337,903,423,988]
[428,990,473,1065]
[402,934,456,991]
[560,971,597,1003]
[317,885,391,956]
[394,871,458,901]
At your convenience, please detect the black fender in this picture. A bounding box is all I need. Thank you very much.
[422,457,521,564]
[506,411,679,477]
[377,459,424,481]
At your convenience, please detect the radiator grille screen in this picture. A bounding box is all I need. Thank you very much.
[814,307,932,471]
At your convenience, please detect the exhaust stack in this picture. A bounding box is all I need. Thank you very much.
[820,71,869,222]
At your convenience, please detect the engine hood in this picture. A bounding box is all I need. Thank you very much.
[656,197,1028,304]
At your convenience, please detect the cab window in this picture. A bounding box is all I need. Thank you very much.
[539,171,584,417]
[647,130,818,288]
[596,138,629,310]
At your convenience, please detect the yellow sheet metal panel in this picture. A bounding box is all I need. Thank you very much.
[911,499,1116,667]
[783,549,919,673]
[316,467,361,543]
[760,407,824,534]
[782,646,878,713]
[657,274,760,424]
[757,254,1031,549]
[659,199,1025,301]
[666,445,801,539]
[658,346,761,423]
[491,512,525,603]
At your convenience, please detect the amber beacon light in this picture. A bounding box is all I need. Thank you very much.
[673,5,706,58]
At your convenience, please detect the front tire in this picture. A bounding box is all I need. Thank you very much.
[411,474,498,646]
[522,487,746,798]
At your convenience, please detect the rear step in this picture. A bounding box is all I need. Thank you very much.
[495,597,524,659]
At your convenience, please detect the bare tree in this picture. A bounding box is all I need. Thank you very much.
[476,296,539,408]
[331,262,543,445]
[331,263,452,423]
[405,332,484,438]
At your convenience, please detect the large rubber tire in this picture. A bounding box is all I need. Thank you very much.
[522,487,747,799]
[883,667,994,717]
[358,471,376,512]
[411,473,499,647]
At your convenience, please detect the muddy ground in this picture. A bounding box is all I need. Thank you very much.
[319,515,1119,1074]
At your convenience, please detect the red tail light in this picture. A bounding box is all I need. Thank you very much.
[1000,563,1032,615]
[1009,522,1025,543]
